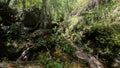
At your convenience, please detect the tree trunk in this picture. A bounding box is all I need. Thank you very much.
[42,0,47,29]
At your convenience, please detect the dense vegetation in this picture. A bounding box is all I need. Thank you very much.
[0,0,120,68]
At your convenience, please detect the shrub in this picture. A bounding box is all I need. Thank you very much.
[82,22,120,66]
[83,22,120,55]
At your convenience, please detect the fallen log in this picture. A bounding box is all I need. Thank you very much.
[62,33,105,68]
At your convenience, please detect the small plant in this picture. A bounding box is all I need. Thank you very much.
[46,61,62,68]
[1,57,8,62]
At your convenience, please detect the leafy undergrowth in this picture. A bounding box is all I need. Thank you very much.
[0,0,120,68]
[82,22,120,66]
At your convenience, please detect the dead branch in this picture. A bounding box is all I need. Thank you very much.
[17,43,34,61]
[66,0,100,19]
